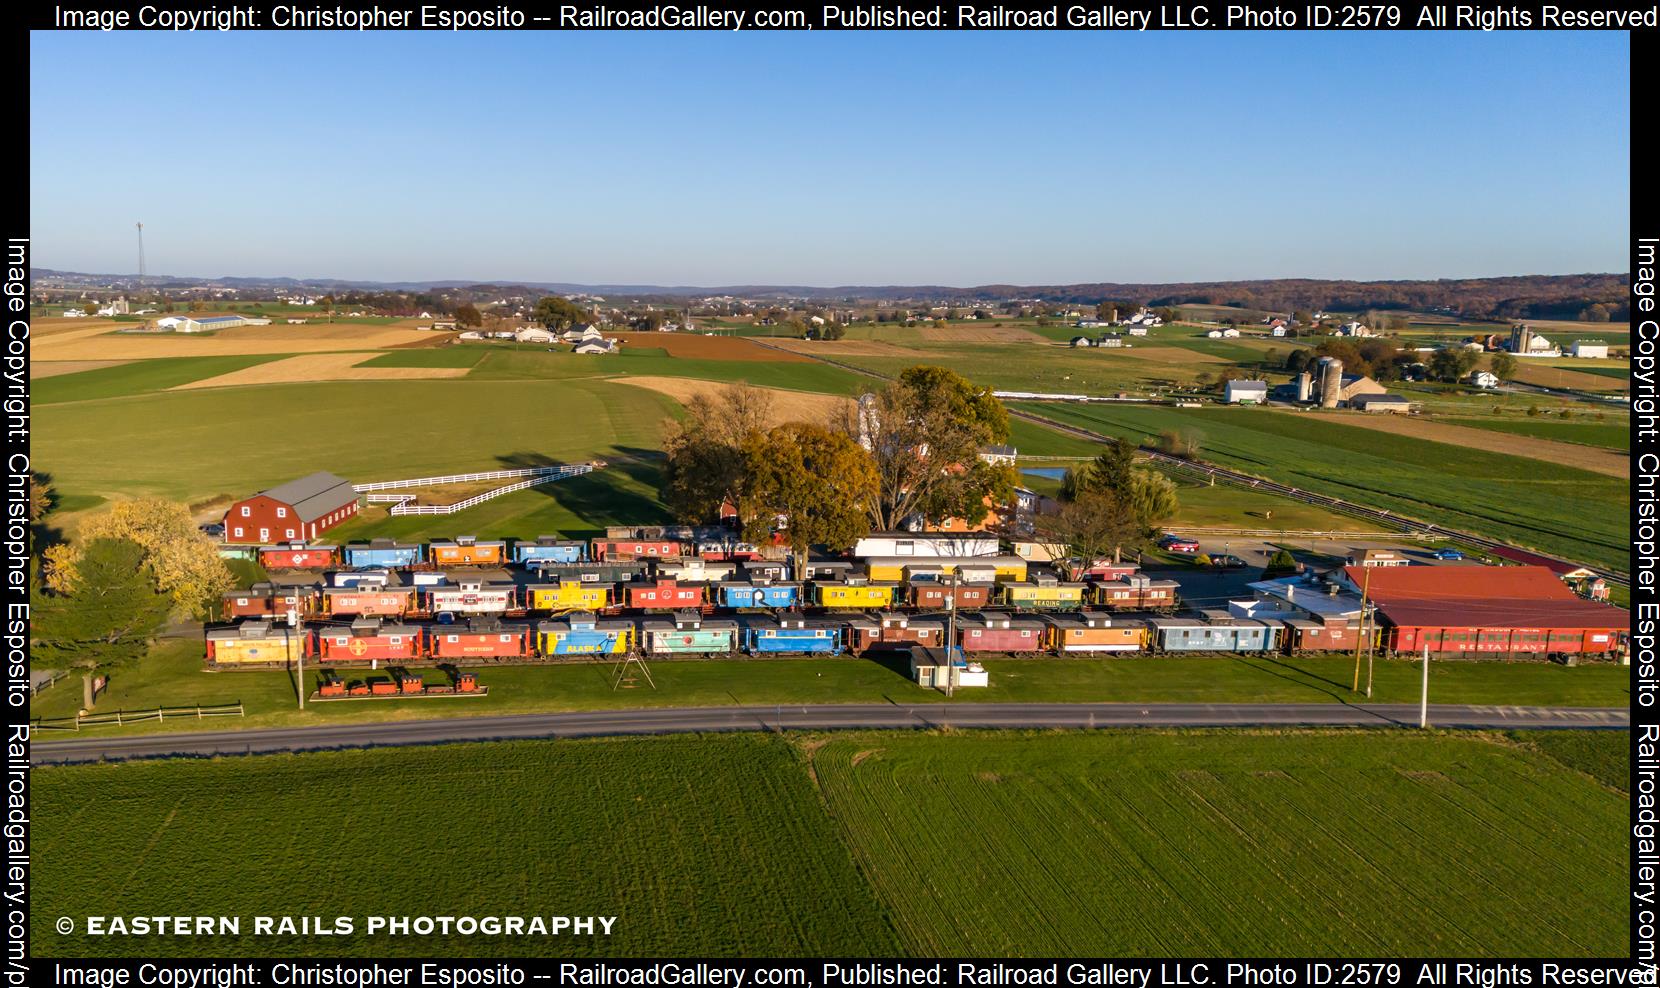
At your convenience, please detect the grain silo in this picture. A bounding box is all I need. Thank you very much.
[1318,357,1343,408]
[1295,371,1312,403]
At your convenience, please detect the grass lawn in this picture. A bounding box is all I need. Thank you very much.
[1018,402,1629,572]
[34,355,293,404]
[1164,475,1380,531]
[33,377,679,506]
[33,735,898,957]
[33,730,1627,957]
[810,730,1626,956]
[30,639,1629,738]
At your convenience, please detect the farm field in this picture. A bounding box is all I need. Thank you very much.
[1441,416,1631,451]
[1273,409,1627,478]
[34,355,291,404]
[810,730,1626,956]
[29,638,1629,738]
[1018,402,1629,572]
[31,320,445,359]
[1506,360,1629,392]
[33,730,1627,957]
[174,352,472,388]
[612,376,853,427]
[33,735,899,957]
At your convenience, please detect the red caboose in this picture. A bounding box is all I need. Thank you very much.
[221,583,316,620]
[314,621,424,663]
[625,577,706,611]
[591,537,683,562]
[427,619,531,661]
[258,544,340,570]
[909,582,993,610]
[320,586,415,619]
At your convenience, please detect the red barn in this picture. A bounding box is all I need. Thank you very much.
[626,577,706,611]
[315,621,424,663]
[427,619,531,660]
[224,472,359,545]
[321,586,415,619]
[258,544,340,570]
[1344,565,1627,657]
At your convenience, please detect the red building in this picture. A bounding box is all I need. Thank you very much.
[1344,565,1627,657]
[224,472,359,545]
[315,621,424,663]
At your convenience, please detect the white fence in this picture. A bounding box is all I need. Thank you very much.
[368,464,596,516]
[354,465,581,492]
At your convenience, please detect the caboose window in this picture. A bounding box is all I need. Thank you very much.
[500,635,512,642]
[446,635,458,643]
[389,636,402,645]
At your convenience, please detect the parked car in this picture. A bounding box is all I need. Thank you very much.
[1160,535,1201,553]
[1209,554,1247,569]
[199,522,225,538]
[1431,548,1465,561]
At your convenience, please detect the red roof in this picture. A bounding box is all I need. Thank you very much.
[1346,565,1626,630]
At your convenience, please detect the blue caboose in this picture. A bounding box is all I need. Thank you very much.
[343,539,425,569]
[1149,613,1279,653]
[742,614,842,655]
[718,580,801,609]
[512,537,587,566]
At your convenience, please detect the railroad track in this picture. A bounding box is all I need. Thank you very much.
[756,340,1629,587]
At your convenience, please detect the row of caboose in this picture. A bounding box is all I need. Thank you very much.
[203,607,1349,667]
[221,567,1180,623]
[241,532,776,572]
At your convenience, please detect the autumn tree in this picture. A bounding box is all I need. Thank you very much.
[533,296,589,330]
[739,423,877,576]
[28,474,53,522]
[454,303,483,328]
[661,383,775,525]
[32,539,170,710]
[45,499,234,618]
[1034,492,1143,569]
[1488,351,1518,381]
[860,366,1016,531]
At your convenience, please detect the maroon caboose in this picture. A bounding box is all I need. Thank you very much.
[909,581,994,611]
[846,612,946,654]
[591,536,684,562]
[221,583,317,620]
[258,544,340,570]
[427,619,531,661]
[958,611,1048,654]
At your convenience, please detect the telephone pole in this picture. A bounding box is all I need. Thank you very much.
[944,570,959,698]
[136,222,146,283]
[1419,643,1431,728]
[1352,567,1371,693]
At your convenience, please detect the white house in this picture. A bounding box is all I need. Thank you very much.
[854,533,999,558]
[574,339,618,355]
[1097,334,1125,348]
[978,445,1017,467]
[515,326,556,344]
[1270,325,1287,337]
[1570,341,1610,359]
[1469,370,1499,388]
[1069,336,1093,348]
[1206,329,1224,339]
[1125,325,1149,336]
[1220,327,1240,338]
[1223,380,1269,404]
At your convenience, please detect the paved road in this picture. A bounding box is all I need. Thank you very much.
[31,702,1630,764]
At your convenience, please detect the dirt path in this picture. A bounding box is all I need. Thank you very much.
[1275,408,1628,478]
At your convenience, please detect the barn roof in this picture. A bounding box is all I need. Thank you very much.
[254,472,357,523]
[1344,564,1627,629]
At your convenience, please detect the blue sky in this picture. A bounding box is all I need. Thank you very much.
[30,31,1629,286]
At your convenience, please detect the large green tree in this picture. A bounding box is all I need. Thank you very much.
[862,366,1016,531]
[661,383,775,525]
[1058,440,1179,552]
[533,296,589,330]
[32,538,170,710]
[740,423,876,576]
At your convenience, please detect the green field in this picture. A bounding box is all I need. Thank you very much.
[1442,416,1631,451]
[34,730,1628,957]
[34,355,293,404]
[33,735,899,957]
[1017,402,1629,571]
[30,639,1629,738]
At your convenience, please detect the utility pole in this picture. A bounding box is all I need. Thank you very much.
[1364,602,1375,698]
[944,570,958,698]
[136,222,145,284]
[289,606,304,710]
[1352,567,1371,693]
[1419,642,1430,728]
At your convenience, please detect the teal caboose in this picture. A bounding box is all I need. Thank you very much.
[1150,614,1279,653]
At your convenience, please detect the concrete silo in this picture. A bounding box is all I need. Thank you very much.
[1295,371,1312,403]
[1318,357,1343,408]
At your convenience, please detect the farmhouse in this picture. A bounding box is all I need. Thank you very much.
[574,339,618,354]
[1070,336,1093,348]
[224,472,359,545]
[1223,379,1269,404]
[1336,564,1627,656]
[1097,334,1125,348]
[1469,370,1499,388]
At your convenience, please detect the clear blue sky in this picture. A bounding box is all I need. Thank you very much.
[30,30,1629,286]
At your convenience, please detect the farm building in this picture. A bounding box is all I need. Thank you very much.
[315,621,424,663]
[429,537,506,566]
[640,611,739,655]
[1042,612,1146,653]
[1070,336,1093,348]
[574,340,618,354]
[1224,380,1269,404]
[1150,614,1279,652]
[743,614,842,654]
[156,314,259,333]
[429,618,531,660]
[514,327,557,343]
[909,648,988,689]
[1571,341,1610,359]
[854,533,999,558]
[846,612,946,654]
[511,537,586,565]
[538,613,634,655]
[343,539,424,569]
[717,579,801,609]
[958,612,1047,653]
[258,544,339,570]
[1097,334,1125,348]
[524,580,611,613]
[1091,573,1179,610]
[205,621,310,666]
[1469,370,1500,389]
[1349,393,1412,414]
[224,472,359,545]
[320,586,415,619]
[1338,565,1627,656]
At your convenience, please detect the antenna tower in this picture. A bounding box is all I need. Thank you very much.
[136,222,146,283]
